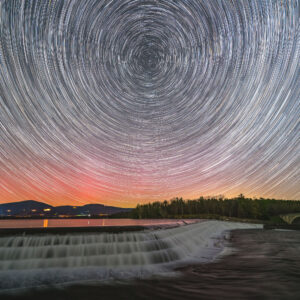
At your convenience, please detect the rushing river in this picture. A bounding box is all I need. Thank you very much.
[0,221,299,299]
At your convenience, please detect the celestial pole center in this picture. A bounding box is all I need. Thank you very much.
[0,0,299,206]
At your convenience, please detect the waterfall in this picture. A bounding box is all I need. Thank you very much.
[0,221,262,291]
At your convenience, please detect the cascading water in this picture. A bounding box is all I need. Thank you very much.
[0,221,262,291]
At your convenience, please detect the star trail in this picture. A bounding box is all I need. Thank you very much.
[0,0,299,207]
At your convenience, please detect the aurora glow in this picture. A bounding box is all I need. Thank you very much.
[0,0,299,207]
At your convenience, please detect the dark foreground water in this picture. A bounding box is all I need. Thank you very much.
[2,228,300,300]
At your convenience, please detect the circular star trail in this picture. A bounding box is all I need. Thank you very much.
[0,0,299,206]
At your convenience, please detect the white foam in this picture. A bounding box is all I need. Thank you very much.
[0,220,262,291]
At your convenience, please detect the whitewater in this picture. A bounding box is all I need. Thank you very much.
[0,220,262,291]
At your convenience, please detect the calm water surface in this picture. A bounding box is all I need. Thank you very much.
[0,218,198,228]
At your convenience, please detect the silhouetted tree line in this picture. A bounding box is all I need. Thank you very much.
[113,195,300,220]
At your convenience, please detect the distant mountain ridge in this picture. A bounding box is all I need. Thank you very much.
[0,200,132,217]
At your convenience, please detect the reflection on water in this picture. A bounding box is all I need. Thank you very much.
[0,218,199,229]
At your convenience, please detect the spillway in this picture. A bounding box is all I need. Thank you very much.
[0,221,262,291]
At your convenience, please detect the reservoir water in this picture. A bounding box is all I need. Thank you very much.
[0,220,299,299]
[0,218,198,228]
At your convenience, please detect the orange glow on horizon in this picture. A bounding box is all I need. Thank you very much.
[0,185,298,209]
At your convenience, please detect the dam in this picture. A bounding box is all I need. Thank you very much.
[0,220,262,291]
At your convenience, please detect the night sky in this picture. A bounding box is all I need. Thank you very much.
[0,0,299,207]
